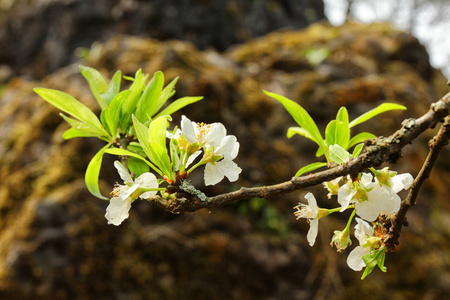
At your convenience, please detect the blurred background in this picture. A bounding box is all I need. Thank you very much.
[0,1,449,299]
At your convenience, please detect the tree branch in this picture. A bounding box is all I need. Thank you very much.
[147,91,450,214]
[382,115,450,251]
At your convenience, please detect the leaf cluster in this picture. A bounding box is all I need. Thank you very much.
[264,91,406,176]
[34,66,203,199]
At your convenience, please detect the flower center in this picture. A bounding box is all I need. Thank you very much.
[111,182,127,197]
[294,204,315,219]
[196,122,211,141]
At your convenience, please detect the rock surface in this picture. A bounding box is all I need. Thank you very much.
[0,22,449,299]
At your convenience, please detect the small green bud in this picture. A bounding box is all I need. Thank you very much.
[331,229,352,252]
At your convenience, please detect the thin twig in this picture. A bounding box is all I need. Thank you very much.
[148,92,450,214]
[382,115,450,250]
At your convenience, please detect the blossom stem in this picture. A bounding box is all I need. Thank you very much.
[141,187,166,192]
[346,209,357,231]
[187,159,207,175]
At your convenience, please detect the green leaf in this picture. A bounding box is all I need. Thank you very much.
[325,120,349,149]
[155,96,203,118]
[132,116,153,161]
[148,116,169,149]
[329,144,351,165]
[287,127,313,140]
[120,70,148,129]
[352,143,364,157]
[100,110,111,136]
[34,88,112,141]
[127,142,147,157]
[105,148,163,177]
[170,136,181,172]
[79,65,109,110]
[264,91,326,151]
[35,88,99,126]
[149,141,173,179]
[135,71,164,122]
[295,162,328,177]
[348,132,376,149]
[316,146,324,157]
[336,107,349,124]
[127,156,150,178]
[149,76,179,116]
[132,116,172,179]
[104,90,129,137]
[85,144,111,200]
[62,127,99,139]
[349,103,406,128]
[361,248,387,280]
[101,70,122,105]
[60,113,107,138]
[335,107,350,148]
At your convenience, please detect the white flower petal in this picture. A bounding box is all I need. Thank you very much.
[205,123,227,148]
[166,128,181,139]
[360,173,373,184]
[114,161,133,184]
[215,135,239,159]
[354,217,373,243]
[105,197,132,226]
[135,172,159,199]
[121,183,138,199]
[304,192,318,216]
[204,163,224,186]
[215,160,242,182]
[356,186,401,221]
[347,246,369,271]
[355,200,382,222]
[307,219,319,246]
[338,183,354,212]
[390,173,414,193]
[181,115,197,144]
[186,150,202,168]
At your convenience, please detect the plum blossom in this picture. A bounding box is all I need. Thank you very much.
[371,167,414,193]
[204,134,242,186]
[338,173,403,222]
[347,218,372,271]
[168,115,242,185]
[105,161,159,226]
[323,176,342,199]
[347,218,377,271]
[338,173,374,212]
[294,193,322,246]
[178,115,226,151]
[356,185,401,222]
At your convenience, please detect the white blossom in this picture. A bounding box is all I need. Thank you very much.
[105,161,159,226]
[180,115,225,147]
[347,218,373,271]
[356,185,401,222]
[338,173,374,212]
[337,172,404,222]
[323,176,342,199]
[294,192,320,247]
[373,167,414,193]
[204,134,242,186]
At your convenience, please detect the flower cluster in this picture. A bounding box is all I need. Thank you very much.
[294,167,413,277]
[105,116,242,226]
[169,115,242,186]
